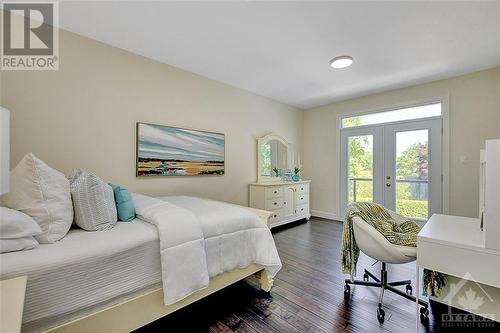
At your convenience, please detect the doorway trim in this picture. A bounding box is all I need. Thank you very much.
[335,96,450,219]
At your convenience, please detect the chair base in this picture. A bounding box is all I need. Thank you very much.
[344,262,429,324]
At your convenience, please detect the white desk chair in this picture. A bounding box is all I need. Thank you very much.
[343,209,429,323]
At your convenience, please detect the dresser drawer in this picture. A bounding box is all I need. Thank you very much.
[295,193,308,204]
[265,198,284,210]
[265,187,283,199]
[295,203,309,215]
[295,184,309,194]
[269,209,284,223]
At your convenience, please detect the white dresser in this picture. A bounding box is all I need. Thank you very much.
[249,180,311,228]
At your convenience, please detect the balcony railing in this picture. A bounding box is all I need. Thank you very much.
[349,177,428,202]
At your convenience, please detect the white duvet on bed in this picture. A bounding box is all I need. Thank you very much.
[133,194,282,305]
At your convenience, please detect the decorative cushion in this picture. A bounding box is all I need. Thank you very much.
[109,184,136,222]
[0,236,39,253]
[69,169,117,231]
[0,153,73,243]
[0,206,42,239]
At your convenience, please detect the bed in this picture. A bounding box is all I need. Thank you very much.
[0,196,279,333]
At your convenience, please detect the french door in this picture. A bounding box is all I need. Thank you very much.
[340,118,442,220]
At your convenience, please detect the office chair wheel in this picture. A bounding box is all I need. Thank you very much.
[377,307,385,323]
[344,284,351,296]
[405,284,412,295]
[363,273,369,281]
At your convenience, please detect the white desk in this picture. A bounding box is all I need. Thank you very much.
[417,214,500,325]
[418,214,500,288]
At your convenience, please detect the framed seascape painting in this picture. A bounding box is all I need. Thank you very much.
[136,122,225,177]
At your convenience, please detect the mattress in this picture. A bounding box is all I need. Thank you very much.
[0,220,162,333]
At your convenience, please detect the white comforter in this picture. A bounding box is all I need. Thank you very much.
[132,194,282,305]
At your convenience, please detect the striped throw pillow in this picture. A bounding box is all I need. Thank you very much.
[68,169,117,231]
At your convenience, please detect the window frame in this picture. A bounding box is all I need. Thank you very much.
[339,101,443,130]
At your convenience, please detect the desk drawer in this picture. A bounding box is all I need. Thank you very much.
[265,199,284,210]
[417,239,500,289]
[265,187,283,199]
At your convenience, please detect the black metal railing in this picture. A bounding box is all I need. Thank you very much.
[349,177,428,202]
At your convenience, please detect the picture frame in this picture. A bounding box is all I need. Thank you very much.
[136,122,225,177]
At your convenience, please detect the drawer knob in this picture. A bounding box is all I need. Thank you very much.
[274,202,277,205]
[274,214,277,218]
[301,188,303,190]
[301,208,304,211]
[284,202,286,205]
[274,191,277,194]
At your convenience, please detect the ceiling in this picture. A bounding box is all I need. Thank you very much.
[58,1,500,109]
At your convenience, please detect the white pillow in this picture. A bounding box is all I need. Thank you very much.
[0,207,42,239]
[0,237,39,253]
[69,169,117,231]
[0,153,73,243]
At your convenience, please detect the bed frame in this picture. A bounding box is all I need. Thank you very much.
[44,207,273,333]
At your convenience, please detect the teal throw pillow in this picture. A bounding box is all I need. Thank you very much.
[109,184,136,222]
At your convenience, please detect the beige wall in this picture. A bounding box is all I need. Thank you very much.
[0,29,303,207]
[303,67,500,219]
[1,25,498,217]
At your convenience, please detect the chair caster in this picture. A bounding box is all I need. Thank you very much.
[406,284,412,295]
[344,284,351,296]
[377,307,385,323]
[363,273,369,281]
[420,306,429,322]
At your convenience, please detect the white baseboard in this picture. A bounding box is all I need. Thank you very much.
[311,210,342,222]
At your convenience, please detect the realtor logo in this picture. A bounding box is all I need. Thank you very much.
[1,1,59,70]
[440,272,496,329]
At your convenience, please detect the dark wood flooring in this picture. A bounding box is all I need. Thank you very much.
[136,218,493,333]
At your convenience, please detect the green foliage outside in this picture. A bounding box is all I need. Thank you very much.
[346,118,374,203]
[397,199,428,220]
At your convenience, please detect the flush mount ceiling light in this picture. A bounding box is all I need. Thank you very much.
[329,55,353,69]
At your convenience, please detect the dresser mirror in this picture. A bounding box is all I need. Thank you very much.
[257,133,291,183]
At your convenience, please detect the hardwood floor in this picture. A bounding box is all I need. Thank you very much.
[135,218,491,333]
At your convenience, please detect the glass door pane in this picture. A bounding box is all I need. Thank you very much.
[395,130,429,219]
[348,135,374,204]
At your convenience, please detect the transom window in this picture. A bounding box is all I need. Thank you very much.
[341,102,441,129]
